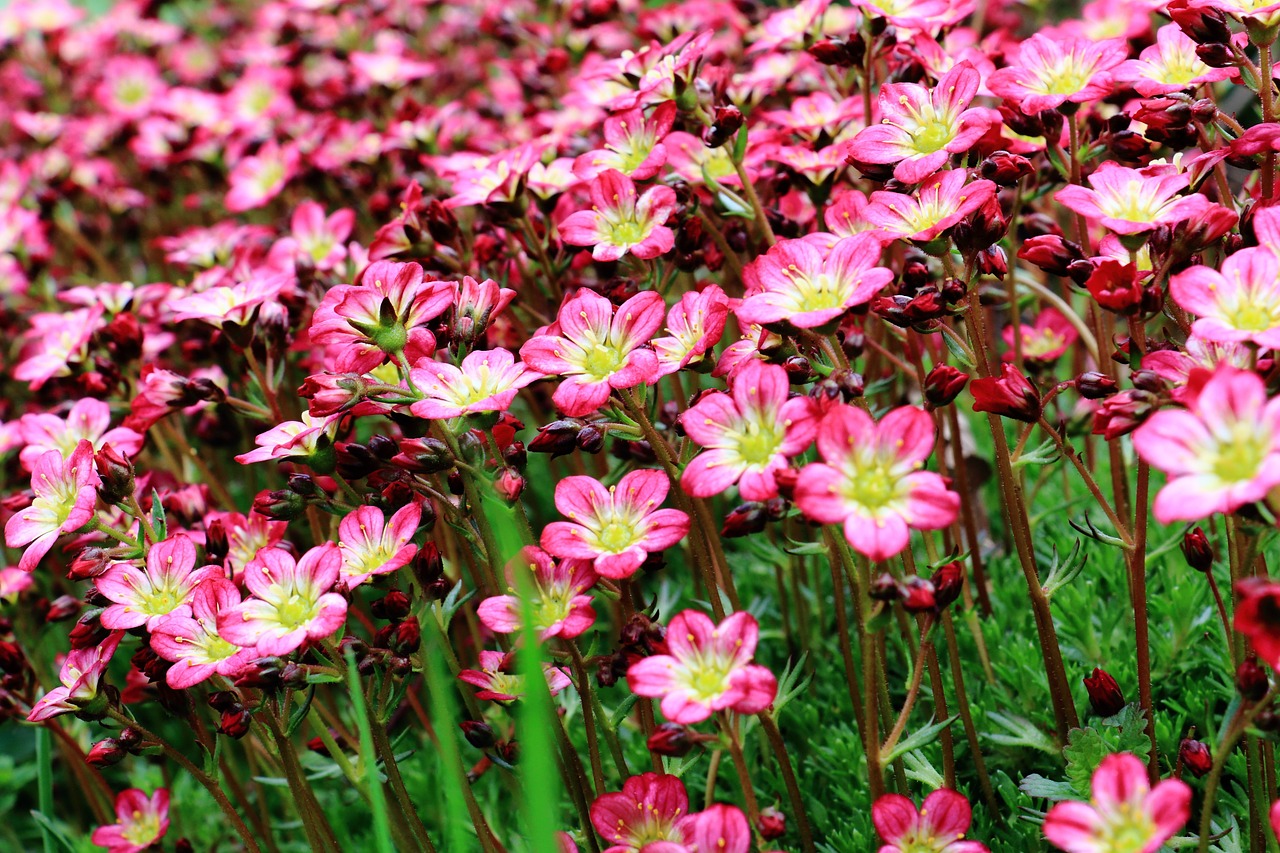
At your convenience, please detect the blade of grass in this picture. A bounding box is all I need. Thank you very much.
[480,490,562,852]
[35,726,54,853]
[345,650,395,853]
[423,622,479,853]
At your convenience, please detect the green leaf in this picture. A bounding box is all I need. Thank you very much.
[1018,774,1078,802]
[305,672,344,684]
[882,716,957,765]
[942,329,975,369]
[287,685,315,736]
[28,813,78,853]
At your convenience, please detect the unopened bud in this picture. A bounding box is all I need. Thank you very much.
[1179,738,1212,777]
[1084,668,1126,717]
[647,723,695,757]
[1181,527,1214,572]
[757,807,787,841]
[1237,655,1269,701]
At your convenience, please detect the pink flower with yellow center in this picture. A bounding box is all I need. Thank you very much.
[540,469,690,579]
[795,405,959,561]
[225,141,298,212]
[1055,163,1216,236]
[1132,366,1280,523]
[736,232,893,329]
[1042,753,1191,853]
[235,412,340,470]
[27,631,123,722]
[573,102,677,181]
[4,440,101,573]
[590,772,692,853]
[681,360,818,501]
[336,503,420,588]
[873,789,989,853]
[91,789,170,853]
[97,535,222,631]
[1169,247,1280,349]
[1143,336,1253,403]
[310,260,452,374]
[459,649,573,702]
[850,62,989,184]
[409,349,538,420]
[170,272,290,331]
[520,289,666,417]
[477,547,597,640]
[652,284,730,376]
[558,170,677,262]
[149,578,255,689]
[849,0,974,31]
[1001,307,1079,363]
[864,170,997,243]
[217,544,348,656]
[988,34,1127,115]
[276,200,354,272]
[1114,25,1238,97]
[19,397,143,472]
[626,610,778,724]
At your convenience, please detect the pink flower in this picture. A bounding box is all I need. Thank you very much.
[91,789,169,853]
[442,146,540,210]
[409,349,538,420]
[627,610,777,724]
[14,306,104,389]
[217,544,348,656]
[590,772,692,853]
[850,62,989,184]
[336,503,420,588]
[235,412,339,469]
[150,578,255,689]
[736,233,894,329]
[1132,366,1280,523]
[451,275,517,347]
[1042,753,1191,853]
[18,397,143,471]
[459,649,572,702]
[276,200,354,272]
[795,405,959,561]
[520,289,666,417]
[864,171,997,243]
[1001,308,1079,363]
[1143,336,1254,403]
[681,361,818,501]
[541,469,690,579]
[4,440,101,572]
[573,102,677,181]
[225,141,299,212]
[171,272,290,330]
[1169,247,1280,349]
[987,34,1127,115]
[27,632,123,722]
[873,789,989,853]
[687,805,752,853]
[310,260,452,374]
[558,170,677,262]
[848,0,973,31]
[652,285,730,376]
[1055,164,1216,237]
[1114,25,1238,97]
[97,535,222,631]
[478,548,596,641]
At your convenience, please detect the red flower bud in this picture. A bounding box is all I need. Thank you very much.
[461,720,497,749]
[703,106,744,149]
[252,489,308,521]
[1086,260,1145,315]
[1076,372,1118,400]
[971,364,1041,423]
[901,576,937,613]
[1179,738,1212,777]
[1181,527,1214,572]
[371,590,413,621]
[94,444,136,505]
[1017,235,1085,277]
[924,365,969,408]
[390,616,421,656]
[647,723,695,757]
[806,37,863,67]
[757,807,787,841]
[932,562,965,611]
[494,467,525,503]
[218,706,252,739]
[1237,655,1269,701]
[1084,667,1126,717]
[86,738,126,767]
[980,151,1034,186]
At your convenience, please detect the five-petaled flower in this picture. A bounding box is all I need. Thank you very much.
[150,577,255,689]
[91,789,170,853]
[520,289,666,417]
[217,544,348,656]
[626,610,777,724]
[1169,247,1280,349]
[409,349,538,420]
[336,503,421,588]
[97,534,223,631]
[681,360,818,501]
[5,440,101,572]
[988,34,1127,115]
[590,772,692,853]
[477,547,597,640]
[1042,752,1191,853]
[558,170,677,262]
[541,469,691,579]
[27,631,123,722]
[873,789,990,853]
[1055,163,1217,236]
[1133,366,1280,523]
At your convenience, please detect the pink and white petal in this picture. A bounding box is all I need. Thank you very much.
[1152,475,1232,523]
[682,450,745,498]
[641,509,691,550]
[554,476,612,520]
[477,596,522,634]
[1042,800,1106,853]
[1143,779,1192,841]
[616,468,671,510]
[594,548,646,579]
[844,511,911,562]
[626,654,679,698]
[794,463,852,525]
[554,376,613,417]
[541,522,602,560]
[728,664,777,714]
[918,789,972,839]
[875,406,936,462]
[871,794,920,844]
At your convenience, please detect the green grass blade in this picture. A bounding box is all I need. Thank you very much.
[35,727,54,853]
[424,619,478,852]
[345,651,395,853]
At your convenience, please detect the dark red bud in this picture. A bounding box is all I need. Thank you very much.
[371,590,413,621]
[757,807,787,841]
[461,720,497,749]
[86,739,126,767]
[94,444,136,505]
[932,562,964,611]
[1181,527,1214,572]
[1077,372,1118,400]
[1179,738,1212,777]
[1237,656,1269,701]
[647,723,695,757]
[218,707,252,739]
[1084,668,1126,717]
[924,365,969,408]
